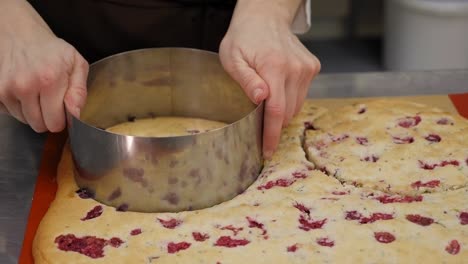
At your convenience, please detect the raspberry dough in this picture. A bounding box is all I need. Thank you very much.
[305,100,468,195]
[33,101,467,263]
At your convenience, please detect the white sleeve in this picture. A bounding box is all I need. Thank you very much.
[291,0,311,34]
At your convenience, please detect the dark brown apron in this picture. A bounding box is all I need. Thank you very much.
[27,0,236,63]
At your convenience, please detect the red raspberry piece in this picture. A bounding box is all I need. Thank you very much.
[287,244,299,252]
[109,237,123,248]
[360,213,394,224]
[292,171,307,179]
[130,229,142,236]
[405,214,434,226]
[358,107,366,114]
[345,211,362,220]
[425,134,442,143]
[411,180,440,189]
[298,215,327,231]
[257,178,294,190]
[220,225,243,236]
[293,202,311,216]
[81,206,103,221]
[55,234,106,258]
[398,116,421,128]
[167,241,191,254]
[459,212,468,225]
[316,237,335,247]
[246,217,267,235]
[345,211,393,224]
[214,236,250,248]
[419,160,459,170]
[392,136,414,144]
[157,218,181,229]
[192,232,210,242]
[445,240,460,255]
[375,195,423,204]
[356,137,369,145]
[374,232,395,243]
[54,234,124,259]
[440,160,460,167]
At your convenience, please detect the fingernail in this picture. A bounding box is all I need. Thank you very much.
[253,88,263,104]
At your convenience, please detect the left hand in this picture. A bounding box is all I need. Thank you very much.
[219,1,321,159]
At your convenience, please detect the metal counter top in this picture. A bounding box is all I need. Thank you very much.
[1,70,467,263]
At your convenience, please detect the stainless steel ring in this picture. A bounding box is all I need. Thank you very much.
[66,48,264,213]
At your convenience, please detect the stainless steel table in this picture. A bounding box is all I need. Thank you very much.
[1,70,467,264]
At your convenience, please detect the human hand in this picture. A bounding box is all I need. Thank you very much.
[219,0,321,159]
[0,0,88,132]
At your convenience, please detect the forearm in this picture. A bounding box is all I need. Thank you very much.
[234,0,303,26]
[0,0,52,34]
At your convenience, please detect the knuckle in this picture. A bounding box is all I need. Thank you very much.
[240,72,260,91]
[37,67,59,88]
[303,55,321,76]
[76,54,89,72]
[12,78,34,98]
[268,54,287,68]
[219,37,230,52]
[68,84,88,106]
[289,60,302,74]
[258,50,286,70]
[312,57,322,74]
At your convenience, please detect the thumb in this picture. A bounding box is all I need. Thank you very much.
[225,59,269,104]
[64,52,89,118]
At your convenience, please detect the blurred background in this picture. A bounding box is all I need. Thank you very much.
[299,0,468,73]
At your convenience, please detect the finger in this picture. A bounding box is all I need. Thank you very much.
[261,69,286,159]
[295,50,321,114]
[1,79,27,123]
[295,82,308,115]
[21,93,47,133]
[284,61,302,125]
[0,102,7,113]
[294,63,312,115]
[39,67,68,132]
[3,97,26,124]
[64,52,88,118]
[284,77,297,126]
[220,53,269,104]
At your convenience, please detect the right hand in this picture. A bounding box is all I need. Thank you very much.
[0,2,88,133]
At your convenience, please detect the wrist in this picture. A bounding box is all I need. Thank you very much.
[234,0,303,27]
[0,0,52,35]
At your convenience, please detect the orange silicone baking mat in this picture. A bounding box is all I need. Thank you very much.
[18,94,468,263]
